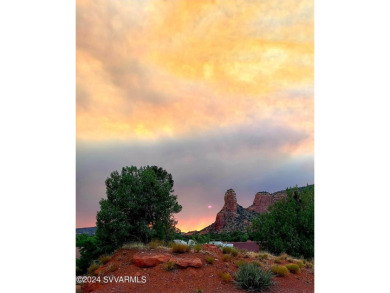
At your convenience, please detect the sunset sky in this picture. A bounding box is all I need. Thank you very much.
[76,0,314,232]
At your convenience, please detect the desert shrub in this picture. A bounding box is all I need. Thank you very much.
[194,244,202,252]
[280,253,288,260]
[222,246,233,254]
[205,257,214,264]
[258,253,269,260]
[306,262,313,268]
[194,288,203,293]
[172,243,190,253]
[250,185,314,259]
[222,254,231,262]
[274,257,282,264]
[251,260,262,267]
[296,261,304,268]
[98,254,111,265]
[231,248,239,257]
[286,264,300,274]
[162,261,176,271]
[234,263,274,292]
[148,239,161,249]
[234,260,247,267]
[271,265,289,277]
[87,262,100,276]
[220,272,233,282]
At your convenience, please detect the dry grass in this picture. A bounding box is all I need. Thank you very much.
[271,265,289,277]
[194,244,202,252]
[87,263,100,276]
[280,253,288,260]
[162,261,176,271]
[258,253,269,260]
[222,254,231,262]
[306,262,313,268]
[219,272,233,282]
[205,257,214,264]
[122,242,146,250]
[148,239,161,249]
[274,257,282,264]
[172,243,190,253]
[98,254,111,265]
[234,260,247,267]
[222,247,233,254]
[286,264,301,274]
[296,261,304,268]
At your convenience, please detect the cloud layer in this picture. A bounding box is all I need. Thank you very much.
[76,0,314,231]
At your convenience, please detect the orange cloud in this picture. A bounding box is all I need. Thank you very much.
[76,0,313,156]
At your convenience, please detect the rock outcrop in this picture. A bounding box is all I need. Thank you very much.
[200,189,257,234]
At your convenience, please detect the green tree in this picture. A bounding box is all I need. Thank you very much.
[76,234,99,275]
[250,185,314,258]
[95,165,182,253]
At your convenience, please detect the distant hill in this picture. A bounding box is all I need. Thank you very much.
[76,227,96,236]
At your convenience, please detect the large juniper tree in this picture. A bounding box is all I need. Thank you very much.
[95,165,182,253]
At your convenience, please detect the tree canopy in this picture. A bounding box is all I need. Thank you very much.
[95,165,182,253]
[250,185,314,259]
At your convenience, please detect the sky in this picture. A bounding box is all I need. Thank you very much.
[76,0,314,232]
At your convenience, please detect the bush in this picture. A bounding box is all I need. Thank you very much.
[234,260,247,267]
[258,253,269,260]
[205,257,214,264]
[250,185,314,259]
[274,257,282,264]
[162,261,176,271]
[222,254,231,262]
[286,264,300,274]
[172,243,190,253]
[271,265,289,277]
[306,262,313,268]
[87,262,100,276]
[194,244,202,252]
[220,272,233,282]
[98,254,111,265]
[280,253,288,260]
[231,248,239,257]
[296,261,304,268]
[234,263,274,292]
[222,247,233,254]
[148,239,161,249]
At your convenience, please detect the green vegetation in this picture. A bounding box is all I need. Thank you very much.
[234,260,247,267]
[274,257,282,264]
[76,165,182,275]
[222,254,231,262]
[222,246,233,254]
[162,261,176,271]
[220,272,233,282]
[234,263,274,292]
[205,257,214,264]
[271,265,289,277]
[171,243,190,253]
[250,185,314,259]
[194,244,202,252]
[258,253,269,260]
[296,260,304,268]
[285,264,301,274]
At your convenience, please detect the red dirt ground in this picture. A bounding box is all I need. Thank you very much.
[81,246,314,293]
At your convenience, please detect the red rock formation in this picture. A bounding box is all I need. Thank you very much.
[247,192,274,213]
[223,189,237,212]
[132,253,171,267]
[170,257,202,268]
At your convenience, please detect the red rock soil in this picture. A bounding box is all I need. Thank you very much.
[81,245,314,293]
